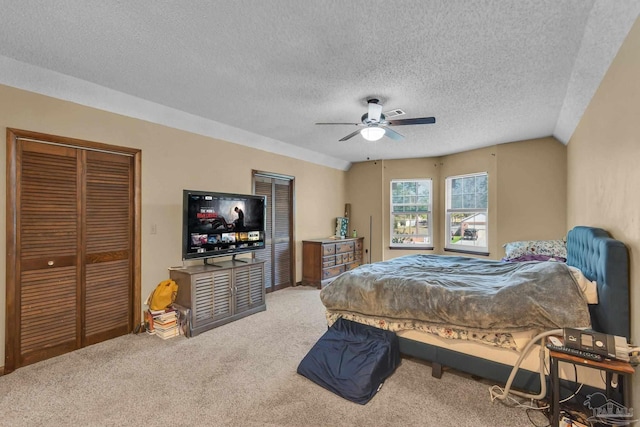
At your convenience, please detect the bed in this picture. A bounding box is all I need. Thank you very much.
[319,226,630,393]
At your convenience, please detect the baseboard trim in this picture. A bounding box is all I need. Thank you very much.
[0,366,5,376]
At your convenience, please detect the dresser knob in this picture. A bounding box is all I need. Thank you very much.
[47,260,54,266]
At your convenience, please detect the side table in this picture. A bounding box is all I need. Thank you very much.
[549,349,634,426]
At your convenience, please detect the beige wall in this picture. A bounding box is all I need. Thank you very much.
[346,139,566,261]
[345,161,384,263]
[567,16,640,412]
[495,137,567,246]
[0,84,347,367]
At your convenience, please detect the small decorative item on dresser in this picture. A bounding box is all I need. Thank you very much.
[336,217,349,238]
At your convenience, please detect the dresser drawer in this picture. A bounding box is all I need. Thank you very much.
[334,253,344,265]
[335,241,355,254]
[347,262,361,271]
[322,265,345,280]
[355,240,363,250]
[322,256,336,268]
[322,244,336,256]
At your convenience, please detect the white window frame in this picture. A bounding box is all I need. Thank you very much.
[445,172,488,253]
[390,179,433,248]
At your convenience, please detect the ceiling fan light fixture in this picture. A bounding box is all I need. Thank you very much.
[360,127,385,141]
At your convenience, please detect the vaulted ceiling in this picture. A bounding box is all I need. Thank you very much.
[0,1,638,170]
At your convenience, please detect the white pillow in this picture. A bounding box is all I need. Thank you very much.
[567,265,598,304]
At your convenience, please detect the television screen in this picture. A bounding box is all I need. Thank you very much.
[182,190,266,260]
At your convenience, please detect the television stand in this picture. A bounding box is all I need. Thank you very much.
[232,254,249,264]
[170,259,266,337]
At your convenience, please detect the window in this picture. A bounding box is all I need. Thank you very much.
[445,172,488,253]
[390,179,432,248]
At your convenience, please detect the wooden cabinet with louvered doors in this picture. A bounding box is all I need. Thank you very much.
[170,260,266,337]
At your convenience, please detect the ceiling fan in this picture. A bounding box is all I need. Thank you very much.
[316,98,436,142]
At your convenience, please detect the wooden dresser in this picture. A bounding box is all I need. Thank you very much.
[302,237,364,288]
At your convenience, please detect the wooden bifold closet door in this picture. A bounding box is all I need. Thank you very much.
[253,172,294,292]
[84,150,133,345]
[5,129,141,373]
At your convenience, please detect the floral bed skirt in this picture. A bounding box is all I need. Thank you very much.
[325,311,529,351]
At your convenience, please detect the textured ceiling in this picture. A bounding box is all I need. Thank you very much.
[0,1,638,170]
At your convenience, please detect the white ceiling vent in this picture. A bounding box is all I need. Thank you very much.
[383,109,405,118]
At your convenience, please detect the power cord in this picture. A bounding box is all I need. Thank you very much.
[490,329,590,427]
[490,329,563,403]
[556,364,584,405]
[526,406,550,427]
[548,362,596,427]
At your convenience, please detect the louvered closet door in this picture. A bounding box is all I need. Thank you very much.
[18,141,81,366]
[7,131,138,372]
[254,180,273,290]
[83,151,133,345]
[253,175,293,292]
[273,180,291,289]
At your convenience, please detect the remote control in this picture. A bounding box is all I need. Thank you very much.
[546,344,604,362]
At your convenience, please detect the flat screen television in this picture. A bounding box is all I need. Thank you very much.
[182,189,266,262]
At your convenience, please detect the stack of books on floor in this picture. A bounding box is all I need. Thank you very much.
[146,307,180,339]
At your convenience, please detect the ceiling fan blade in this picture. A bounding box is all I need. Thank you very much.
[368,101,382,122]
[383,127,404,141]
[387,117,436,126]
[339,129,363,142]
[315,122,361,126]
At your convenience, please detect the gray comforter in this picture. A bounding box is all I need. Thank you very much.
[320,255,591,332]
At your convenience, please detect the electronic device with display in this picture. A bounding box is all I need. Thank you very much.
[182,190,266,263]
[563,328,629,361]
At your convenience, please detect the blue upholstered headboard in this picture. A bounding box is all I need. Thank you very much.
[566,226,630,339]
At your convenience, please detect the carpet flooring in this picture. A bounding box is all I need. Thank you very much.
[0,286,547,426]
